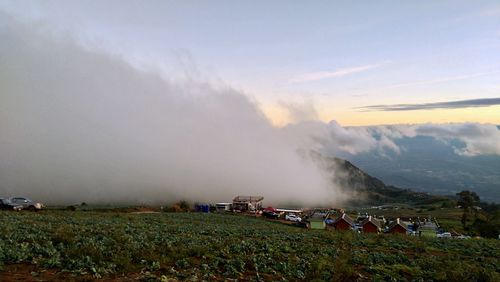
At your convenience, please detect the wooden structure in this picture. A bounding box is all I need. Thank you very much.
[333,213,354,231]
[361,216,382,233]
[387,218,408,234]
[232,196,263,212]
[307,212,326,229]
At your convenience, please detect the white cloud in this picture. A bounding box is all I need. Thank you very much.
[278,100,319,123]
[290,63,382,83]
[369,123,500,157]
[284,121,500,157]
[414,123,500,156]
[283,120,400,156]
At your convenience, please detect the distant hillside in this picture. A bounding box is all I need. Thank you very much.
[312,152,449,206]
[340,136,500,203]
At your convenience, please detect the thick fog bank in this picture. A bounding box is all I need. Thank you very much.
[0,15,350,206]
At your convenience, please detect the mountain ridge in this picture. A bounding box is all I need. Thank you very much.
[312,152,450,206]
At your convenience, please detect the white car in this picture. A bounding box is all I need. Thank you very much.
[285,213,301,222]
[437,232,452,238]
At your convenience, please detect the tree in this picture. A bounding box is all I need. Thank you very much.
[456,190,480,228]
[472,212,500,238]
[179,200,191,211]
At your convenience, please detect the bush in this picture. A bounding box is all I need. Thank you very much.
[164,201,191,212]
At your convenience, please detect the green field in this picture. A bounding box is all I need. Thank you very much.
[0,210,499,281]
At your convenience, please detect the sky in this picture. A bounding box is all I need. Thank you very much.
[1,0,500,126]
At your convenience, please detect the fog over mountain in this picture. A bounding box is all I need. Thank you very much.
[2,13,499,205]
[341,135,500,203]
[0,14,349,206]
[299,123,500,202]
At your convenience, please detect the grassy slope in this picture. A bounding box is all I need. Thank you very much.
[0,211,499,281]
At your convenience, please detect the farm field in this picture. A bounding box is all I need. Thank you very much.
[0,210,499,281]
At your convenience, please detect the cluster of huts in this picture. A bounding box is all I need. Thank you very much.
[198,195,434,235]
[298,209,419,234]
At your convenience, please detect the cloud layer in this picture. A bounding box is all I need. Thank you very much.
[389,123,500,156]
[284,121,500,157]
[290,63,382,83]
[360,98,500,111]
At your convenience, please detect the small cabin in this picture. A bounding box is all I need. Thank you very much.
[232,196,264,212]
[333,213,354,231]
[387,218,408,234]
[361,216,382,233]
[307,212,326,230]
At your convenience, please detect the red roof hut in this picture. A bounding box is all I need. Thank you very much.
[361,216,382,233]
[388,218,408,234]
[333,213,354,231]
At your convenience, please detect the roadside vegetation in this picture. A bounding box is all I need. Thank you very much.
[0,210,498,281]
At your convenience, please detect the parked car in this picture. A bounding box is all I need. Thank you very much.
[437,232,452,238]
[353,223,363,233]
[0,198,23,211]
[262,210,280,219]
[9,197,43,211]
[285,213,302,222]
[324,218,335,225]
